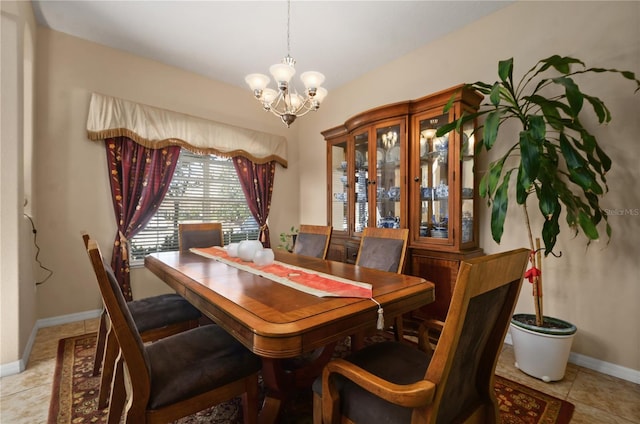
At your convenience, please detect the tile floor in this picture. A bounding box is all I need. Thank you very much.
[1,318,639,423]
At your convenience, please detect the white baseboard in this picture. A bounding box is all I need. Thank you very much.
[503,333,640,384]
[0,309,102,378]
[4,311,639,385]
[36,309,102,329]
[0,357,25,377]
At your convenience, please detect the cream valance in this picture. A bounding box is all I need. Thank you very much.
[86,93,288,167]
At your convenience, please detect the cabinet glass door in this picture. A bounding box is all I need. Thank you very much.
[353,131,369,234]
[330,140,348,233]
[418,114,450,241]
[375,124,402,229]
[460,118,475,244]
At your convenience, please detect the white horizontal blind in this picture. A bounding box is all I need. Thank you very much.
[130,150,259,263]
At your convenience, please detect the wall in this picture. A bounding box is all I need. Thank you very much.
[13,0,639,375]
[33,28,301,316]
[1,1,38,372]
[297,1,640,371]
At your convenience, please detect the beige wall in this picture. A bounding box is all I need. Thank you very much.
[33,28,301,316]
[1,1,38,368]
[297,1,640,370]
[4,0,637,374]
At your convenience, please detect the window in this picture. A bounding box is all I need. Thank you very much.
[130,149,259,263]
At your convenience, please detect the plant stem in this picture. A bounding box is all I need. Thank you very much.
[536,238,543,326]
[523,201,544,326]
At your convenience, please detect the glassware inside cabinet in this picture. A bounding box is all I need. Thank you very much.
[418,114,449,239]
[330,141,348,232]
[354,131,368,234]
[461,119,475,243]
[376,124,402,228]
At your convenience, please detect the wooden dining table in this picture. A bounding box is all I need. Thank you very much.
[145,248,434,424]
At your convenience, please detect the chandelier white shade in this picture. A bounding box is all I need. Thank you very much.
[245,1,327,127]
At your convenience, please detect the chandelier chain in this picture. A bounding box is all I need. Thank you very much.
[286,0,291,57]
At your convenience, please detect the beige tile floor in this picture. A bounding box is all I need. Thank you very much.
[1,318,639,423]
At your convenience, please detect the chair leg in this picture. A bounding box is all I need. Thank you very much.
[393,316,405,343]
[107,354,126,424]
[312,392,323,424]
[93,310,108,376]
[98,326,118,409]
[122,366,146,424]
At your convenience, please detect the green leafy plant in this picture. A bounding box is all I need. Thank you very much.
[438,55,639,326]
[278,226,299,252]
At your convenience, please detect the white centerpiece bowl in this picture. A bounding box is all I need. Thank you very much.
[237,240,263,261]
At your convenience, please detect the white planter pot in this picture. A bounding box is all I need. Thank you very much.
[510,314,577,382]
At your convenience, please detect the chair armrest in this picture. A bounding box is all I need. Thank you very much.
[323,358,436,408]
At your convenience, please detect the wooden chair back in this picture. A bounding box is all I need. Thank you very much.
[355,227,409,273]
[86,238,260,423]
[316,248,530,423]
[293,224,333,259]
[86,240,152,406]
[178,222,224,251]
[424,248,529,422]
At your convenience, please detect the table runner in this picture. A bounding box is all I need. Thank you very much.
[191,246,373,298]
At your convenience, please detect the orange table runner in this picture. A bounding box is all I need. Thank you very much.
[191,246,373,298]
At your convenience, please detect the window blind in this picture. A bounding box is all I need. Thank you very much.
[130,150,258,263]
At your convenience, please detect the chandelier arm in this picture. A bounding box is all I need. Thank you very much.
[268,95,288,117]
[291,100,319,117]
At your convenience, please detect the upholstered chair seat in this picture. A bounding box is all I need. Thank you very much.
[312,341,432,423]
[146,324,262,410]
[129,293,202,333]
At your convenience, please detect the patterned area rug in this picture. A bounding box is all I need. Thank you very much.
[48,333,574,424]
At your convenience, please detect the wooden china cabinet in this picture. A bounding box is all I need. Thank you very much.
[323,85,484,322]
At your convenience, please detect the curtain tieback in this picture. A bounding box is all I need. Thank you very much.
[259,224,268,243]
[118,230,129,261]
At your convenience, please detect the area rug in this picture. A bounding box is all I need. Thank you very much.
[48,333,574,424]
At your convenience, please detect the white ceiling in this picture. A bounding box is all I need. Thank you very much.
[31,0,514,92]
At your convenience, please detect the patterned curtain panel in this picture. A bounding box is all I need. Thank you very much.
[233,157,276,248]
[105,136,180,300]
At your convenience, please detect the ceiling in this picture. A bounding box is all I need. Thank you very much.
[31,0,514,92]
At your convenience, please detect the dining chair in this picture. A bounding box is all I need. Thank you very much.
[355,227,409,273]
[293,224,333,259]
[312,248,529,424]
[354,227,409,344]
[81,232,201,411]
[85,238,262,424]
[178,222,224,251]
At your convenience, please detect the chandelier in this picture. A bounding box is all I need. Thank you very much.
[245,0,327,127]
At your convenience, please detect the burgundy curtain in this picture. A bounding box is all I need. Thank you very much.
[105,137,180,300]
[233,157,276,248]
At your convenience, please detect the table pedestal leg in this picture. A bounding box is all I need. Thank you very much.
[258,342,338,424]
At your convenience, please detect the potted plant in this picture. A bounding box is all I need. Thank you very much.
[438,55,639,381]
[278,226,299,252]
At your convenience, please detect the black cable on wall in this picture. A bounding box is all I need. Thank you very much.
[23,214,53,286]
